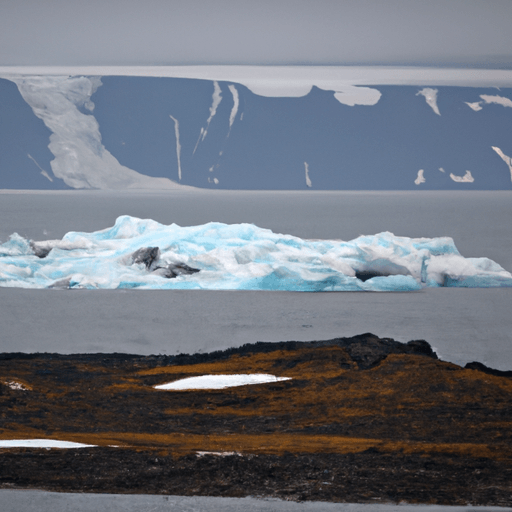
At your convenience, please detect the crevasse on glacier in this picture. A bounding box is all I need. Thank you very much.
[0,216,511,291]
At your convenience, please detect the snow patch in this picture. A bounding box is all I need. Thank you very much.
[234,79,381,106]
[4,380,30,391]
[414,169,426,185]
[465,101,483,111]
[465,94,512,111]
[332,85,381,106]
[304,162,312,188]
[0,439,96,448]
[154,374,291,390]
[27,153,53,182]
[194,81,222,153]
[8,76,185,190]
[227,84,239,133]
[449,171,474,183]
[196,451,241,457]
[479,94,512,108]
[416,88,440,115]
[169,115,182,181]
[492,146,512,181]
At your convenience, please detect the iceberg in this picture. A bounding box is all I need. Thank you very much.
[0,216,510,291]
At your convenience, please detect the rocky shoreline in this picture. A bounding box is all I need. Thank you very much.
[1,333,511,505]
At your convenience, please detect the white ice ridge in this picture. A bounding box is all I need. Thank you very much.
[414,169,426,185]
[416,88,440,115]
[194,81,222,153]
[3,66,512,88]
[227,84,239,133]
[0,439,96,448]
[7,76,187,190]
[169,115,182,181]
[492,146,512,181]
[154,374,291,390]
[1,216,511,291]
[449,171,474,183]
[304,162,312,188]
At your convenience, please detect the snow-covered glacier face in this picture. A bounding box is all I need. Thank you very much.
[0,216,510,291]
[2,75,512,191]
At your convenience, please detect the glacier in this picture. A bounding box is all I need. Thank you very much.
[0,216,511,291]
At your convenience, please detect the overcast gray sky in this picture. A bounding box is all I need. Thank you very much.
[1,0,512,67]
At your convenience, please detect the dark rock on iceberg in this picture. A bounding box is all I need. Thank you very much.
[131,247,200,279]
[131,247,161,270]
[29,242,52,259]
[48,277,72,289]
[152,263,201,279]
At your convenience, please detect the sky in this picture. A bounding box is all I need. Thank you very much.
[1,0,512,68]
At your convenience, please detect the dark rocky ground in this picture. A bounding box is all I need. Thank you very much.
[0,333,511,505]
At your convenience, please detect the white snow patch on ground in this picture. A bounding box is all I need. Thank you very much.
[465,94,512,111]
[194,81,222,152]
[169,115,182,181]
[414,169,426,185]
[0,439,95,448]
[304,162,312,188]
[416,88,441,115]
[154,374,291,390]
[450,171,474,183]
[27,154,53,182]
[4,381,29,391]
[479,94,512,108]
[332,85,381,106]
[196,451,241,457]
[227,84,239,132]
[492,146,512,181]
[465,101,483,111]
[7,76,186,190]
